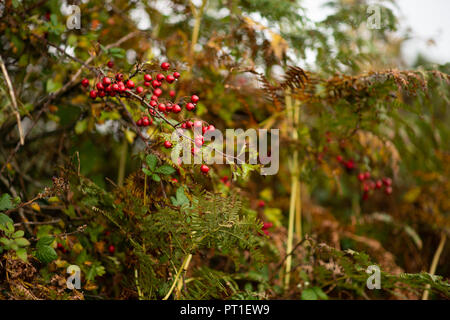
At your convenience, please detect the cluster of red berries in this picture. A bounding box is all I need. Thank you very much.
[336,155,393,200]
[261,222,273,236]
[82,60,213,174]
[358,173,393,200]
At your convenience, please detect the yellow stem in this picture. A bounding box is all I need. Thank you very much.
[422,232,447,300]
[163,253,192,300]
[189,0,207,64]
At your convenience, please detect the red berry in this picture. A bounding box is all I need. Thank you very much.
[171,178,178,183]
[195,136,204,146]
[375,180,383,189]
[116,73,124,81]
[81,78,89,87]
[102,77,112,86]
[191,95,199,103]
[89,90,97,99]
[156,73,165,81]
[173,71,180,79]
[345,160,355,170]
[202,126,207,134]
[186,103,195,111]
[186,121,193,128]
[158,103,166,112]
[136,86,144,94]
[108,245,115,254]
[161,62,170,70]
[150,100,157,107]
[262,222,272,229]
[57,243,64,249]
[383,177,392,186]
[151,95,158,101]
[152,80,160,88]
[164,141,172,148]
[144,74,152,82]
[142,116,151,126]
[144,81,151,87]
[166,75,175,83]
[181,123,187,129]
[107,60,114,68]
[385,186,393,195]
[126,80,135,89]
[358,173,365,182]
[258,200,265,208]
[200,164,209,173]
[364,171,371,179]
[96,82,104,90]
[98,91,106,97]
[154,88,162,97]
[112,83,119,91]
[362,192,369,201]
[137,119,143,127]
[336,155,343,162]
[207,125,215,132]
[169,90,176,97]
[109,91,116,97]
[166,103,173,112]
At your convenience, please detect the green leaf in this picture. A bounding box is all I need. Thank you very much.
[0,194,14,211]
[155,165,176,175]
[313,287,328,300]
[16,248,28,262]
[37,236,55,247]
[0,213,13,226]
[15,237,30,247]
[35,245,57,264]
[152,174,161,182]
[145,154,158,171]
[301,288,318,300]
[142,168,152,176]
[13,230,24,238]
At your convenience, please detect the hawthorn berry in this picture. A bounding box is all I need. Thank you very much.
[98,91,106,98]
[108,245,115,254]
[385,186,393,195]
[258,200,265,208]
[154,88,162,97]
[115,73,124,81]
[358,173,365,181]
[166,74,175,83]
[151,95,158,101]
[150,100,157,107]
[158,103,166,112]
[364,171,371,179]
[96,82,104,90]
[262,222,272,229]
[166,103,173,112]
[89,90,97,99]
[144,74,152,82]
[136,86,144,94]
[336,155,343,162]
[126,80,135,89]
[383,177,392,186]
[102,77,112,86]
[112,83,119,91]
[144,81,151,87]
[142,116,151,126]
[186,103,195,111]
[164,141,172,148]
[156,73,165,81]
[173,71,180,79]
[191,95,199,103]
[169,90,176,97]
[200,164,210,173]
[107,60,114,68]
[81,78,89,87]
[161,62,170,70]
[345,160,355,170]
[137,119,143,127]
[194,120,202,128]
[375,180,383,189]
[152,80,160,88]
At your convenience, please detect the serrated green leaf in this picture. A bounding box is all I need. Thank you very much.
[0,213,13,226]
[146,154,158,171]
[142,168,152,176]
[152,174,161,182]
[0,194,14,211]
[35,245,57,264]
[155,165,175,175]
[37,235,55,247]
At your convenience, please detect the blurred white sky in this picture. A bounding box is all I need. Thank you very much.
[303,0,450,65]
